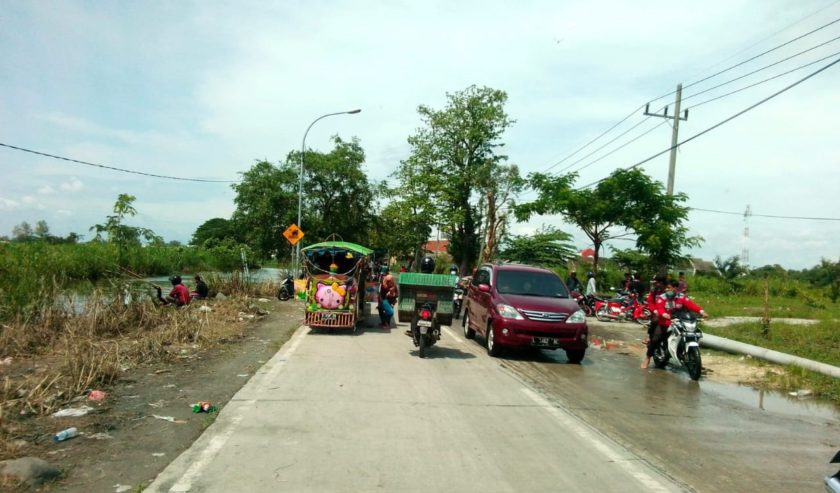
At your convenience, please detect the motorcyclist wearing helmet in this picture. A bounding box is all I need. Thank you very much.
[584,271,597,297]
[420,256,436,274]
[155,275,191,306]
[642,279,706,369]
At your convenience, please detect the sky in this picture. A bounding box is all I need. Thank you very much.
[1,0,839,270]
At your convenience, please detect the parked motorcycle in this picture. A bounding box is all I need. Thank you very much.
[570,290,595,317]
[651,310,703,381]
[594,291,651,324]
[411,302,441,358]
[276,275,294,301]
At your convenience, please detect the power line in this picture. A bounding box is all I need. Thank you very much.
[537,12,840,177]
[562,120,668,175]
[684,16,840,92]
[686,48,840,110]
[577,54,840,190]
[690,207,840,221]
[682,34,840,103]
[0,142,240,183]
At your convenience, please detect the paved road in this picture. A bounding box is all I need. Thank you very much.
[147,313,838,492]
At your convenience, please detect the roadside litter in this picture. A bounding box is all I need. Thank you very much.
[53,427,79,443]
[192,401,217,413]
[52,405,93,418]
[150,415,186,424]
[88,390,107,401]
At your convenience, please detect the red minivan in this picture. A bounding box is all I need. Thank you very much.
[462,263,588,362]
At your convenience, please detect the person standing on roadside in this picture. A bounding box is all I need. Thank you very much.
[378,269,398,331]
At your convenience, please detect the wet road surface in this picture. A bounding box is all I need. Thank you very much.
[147,311,838,492]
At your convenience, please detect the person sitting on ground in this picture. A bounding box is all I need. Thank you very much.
[155,275,191,307]
[191,274,209,299]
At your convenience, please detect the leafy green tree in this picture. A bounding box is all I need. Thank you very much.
[515,168,700,272]
[809,258,840,303]
[498,226,576,267]
[370,198,433,269]
[11,221,33,242]
[714,255,747,280]
[191,218,236,247]
[90,194,161,265]
[34,220,50,240]
[286,136,376,245]
[399,85,516,275]
[479,164,525,264]
[230,160,298,259]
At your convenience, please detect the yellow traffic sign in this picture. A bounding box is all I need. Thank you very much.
[283,224,304,246]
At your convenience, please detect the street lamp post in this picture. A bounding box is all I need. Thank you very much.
[295,109,361,277]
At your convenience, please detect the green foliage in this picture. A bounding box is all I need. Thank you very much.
[714,255,747,280]
[287,136,376,246]
[191,218,236,247]
[370,198,432,267]
[89,194,162,266]
[230,160,298,259]
[515,168,700,272]
[498,226,576,267]
[399,85,516,275]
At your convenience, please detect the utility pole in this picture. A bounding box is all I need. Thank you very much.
[644,83,688,195]
[742,204,752,269]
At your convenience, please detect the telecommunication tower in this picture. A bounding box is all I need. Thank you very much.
[741,205,752,268]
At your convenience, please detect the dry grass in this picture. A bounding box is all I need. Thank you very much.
[0,279,279,461]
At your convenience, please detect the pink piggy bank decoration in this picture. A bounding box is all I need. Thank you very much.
[315,282,345,309]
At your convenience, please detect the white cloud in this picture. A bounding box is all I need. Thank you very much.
[59,178,84,192]
[38,185,55,194]
[57,209,72,216]
[0,198,21,210]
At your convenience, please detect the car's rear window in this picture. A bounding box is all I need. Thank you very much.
[496,270,569,298]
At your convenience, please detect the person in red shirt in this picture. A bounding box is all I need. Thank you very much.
[642,279,705,369]
[155,275,191,306]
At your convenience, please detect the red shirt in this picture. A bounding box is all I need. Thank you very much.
[654,293,702,327]
[169,284,191,306]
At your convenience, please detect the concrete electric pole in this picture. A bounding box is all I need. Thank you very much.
[644,83,688,195]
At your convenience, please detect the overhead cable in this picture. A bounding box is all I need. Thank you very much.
[0,142,239,183]
[690,207,840,221]
[577,55,840,190]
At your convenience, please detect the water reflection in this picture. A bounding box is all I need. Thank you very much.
[701,379,840,420]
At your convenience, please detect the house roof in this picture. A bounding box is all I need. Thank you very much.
[424,239,449,254]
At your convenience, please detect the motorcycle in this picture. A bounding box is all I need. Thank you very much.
[651,310,703,381]
[411,302,441,358]
[453,286,465,319]
[826,449,840,493]
[570,290,595,317]
[276,275,294,301]
[594,290,651,324]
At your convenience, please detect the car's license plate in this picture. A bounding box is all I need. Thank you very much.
[532,337,559,346]
[417,320,432,327]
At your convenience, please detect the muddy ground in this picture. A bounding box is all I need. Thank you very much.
[3,308,799,491]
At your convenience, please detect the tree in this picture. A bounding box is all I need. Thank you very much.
[714,255,747,280]
[11,221,33,242]
[498,226,577,267]
[399,85,516,275]
[34,220,50,240]
[478,164,525,264]
[515,168,700,272]
[90,194,161,266]
[230,160,298,259]
[809,258,840,303]
[286,136,376,245]
[369,198,433,269]
[191,218,236,247]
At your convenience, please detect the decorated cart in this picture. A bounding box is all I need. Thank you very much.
[300,240,372,330]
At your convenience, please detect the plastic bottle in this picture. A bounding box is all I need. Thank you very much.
[53,427,79,442]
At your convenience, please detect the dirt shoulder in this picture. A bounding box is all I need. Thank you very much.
[6,298,302,492]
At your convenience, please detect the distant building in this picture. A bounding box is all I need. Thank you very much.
[423,239,449,255]
[675,258,720,276]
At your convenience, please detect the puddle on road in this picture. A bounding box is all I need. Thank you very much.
[701,379,840,420]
